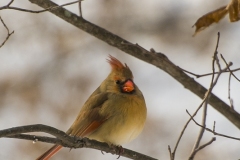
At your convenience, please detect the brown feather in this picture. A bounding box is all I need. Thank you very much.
[36,145,62,160]
[107,55,125,70]
[66,92,109,136]
[78,121,104,136]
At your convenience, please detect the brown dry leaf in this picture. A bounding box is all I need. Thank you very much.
[227,0,240,22]
[193,5,228,36]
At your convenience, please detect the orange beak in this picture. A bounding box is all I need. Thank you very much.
[123,80,134,92]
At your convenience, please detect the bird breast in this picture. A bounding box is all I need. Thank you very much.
[87,93,147,145]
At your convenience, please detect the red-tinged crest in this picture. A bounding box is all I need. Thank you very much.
[106,55,133,79]
[107,55,128,70]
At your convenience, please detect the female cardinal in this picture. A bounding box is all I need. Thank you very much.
[36,55,147,160]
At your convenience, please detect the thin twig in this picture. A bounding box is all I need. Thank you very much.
[170,67,228,160]
[0,16,14,48]
[179,66,238,78]
[188,101,209,160]
[168,145,174,160]
[195,137,216,151]
[188,33,221,160]
[170,75,214,159]
[186,110,240,141]
[170,33,229,160]
[220,54,236,109]
[188,137,216,160]
[0,0,79,13]
[228,73,234,109]
[213,121,216,132]
[79,0,82,17]
[7,0,14,6]
[220,54,240,82]
[210,32,220,88]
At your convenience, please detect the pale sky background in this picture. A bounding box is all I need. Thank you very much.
[0,0,240,160]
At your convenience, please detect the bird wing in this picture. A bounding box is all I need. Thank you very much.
[66,91,109,137]
[36,92,109,160]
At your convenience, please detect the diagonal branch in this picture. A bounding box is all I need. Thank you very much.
[0,124,158,160]
[179,66,240,78]
[186,110,240,141]
[27,0,240,130]
[0,0,79,13]
[220,54,240,82]
[0,16,14,48]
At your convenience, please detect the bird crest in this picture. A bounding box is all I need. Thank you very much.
[107,55,128,70]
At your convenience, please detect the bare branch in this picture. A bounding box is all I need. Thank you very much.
[189,102,209,160]
[188,33,221,160]
[0,16,14,48]
[78,0,82,17]
[170,70,217,159]
[195,137,216,151]
[188,137,216,160]
[186,110,240,141]
[221,54,240,82]
[170,33,231,159]
[7,0,14,6]
[213,121,216,132]
[7,134,62,145]
[0,0,79,13]
[168,145,174,160]
[213,32,221,73]
[228,73,234,109]
[179,66,238,78]
[0,124,72,144]
[0,124,158,160]
[180,42,239,81]
[220,54,238,109]
[185,34,236,159]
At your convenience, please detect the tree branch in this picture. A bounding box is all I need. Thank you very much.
[179,66,239,78]
[186,110,240,141]
[220,54,240,82]
[168,33,230,160]
[188,137,216,160]
[0,0,79,13]
[0,16,14,48]
[27,0,240,130]
[188,33,221,160]
[0,124,158,160]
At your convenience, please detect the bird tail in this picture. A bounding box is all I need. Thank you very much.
[36,144,62,160]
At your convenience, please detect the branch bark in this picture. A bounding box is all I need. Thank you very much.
[27,0,240,129]
[0,124,158,160]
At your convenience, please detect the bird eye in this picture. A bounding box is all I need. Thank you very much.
[115,80,120,84]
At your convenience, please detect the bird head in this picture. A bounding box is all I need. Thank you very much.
[101,55,136,94]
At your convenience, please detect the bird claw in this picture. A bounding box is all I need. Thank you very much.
[110,145,124,159]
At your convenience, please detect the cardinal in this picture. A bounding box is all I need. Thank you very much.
[37,55,147,160]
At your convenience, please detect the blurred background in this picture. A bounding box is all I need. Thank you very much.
[0,0,240,159]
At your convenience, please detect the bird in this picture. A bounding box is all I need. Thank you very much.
[36,55,147,160]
